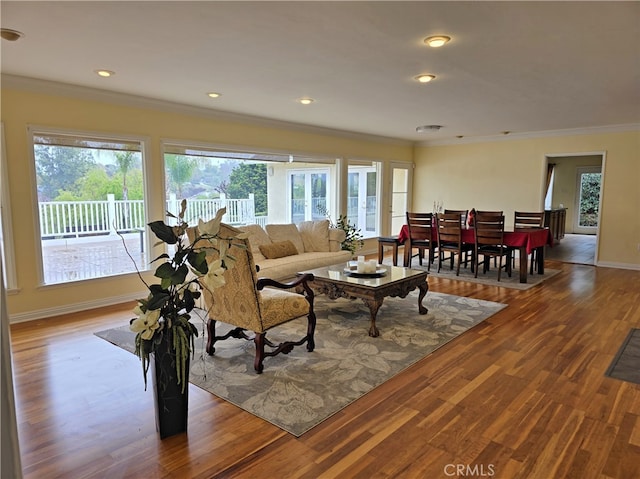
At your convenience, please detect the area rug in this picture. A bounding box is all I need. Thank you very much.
[605,329,640,385]
[95,291,506,436]
[387,258,560,290]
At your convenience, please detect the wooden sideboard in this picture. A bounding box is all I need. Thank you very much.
[545,208,567,244]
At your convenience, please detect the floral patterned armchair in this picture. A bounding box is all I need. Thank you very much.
[188,223,316,373]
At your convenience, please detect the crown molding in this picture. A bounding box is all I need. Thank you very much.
[418,123,640,147]
[1,74,411,147]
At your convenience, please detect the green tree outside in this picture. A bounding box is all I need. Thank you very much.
[227,163,268,216]
[165,154,198,198]
[35,145,97,200]
[579,173,601,227]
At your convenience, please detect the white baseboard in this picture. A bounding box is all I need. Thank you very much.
[9,290,145,324]
[595,261,640,271]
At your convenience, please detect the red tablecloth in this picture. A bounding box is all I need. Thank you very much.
[398,224,551,254]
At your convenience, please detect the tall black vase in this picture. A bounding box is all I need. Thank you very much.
[151,330,189,439]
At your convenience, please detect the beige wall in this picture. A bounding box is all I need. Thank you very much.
[1,87,412,319]
[2,84,639,319]
[414,130,640,267]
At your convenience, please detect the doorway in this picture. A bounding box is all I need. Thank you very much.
[545,153,604,265]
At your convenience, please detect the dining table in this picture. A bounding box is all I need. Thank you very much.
[398,224,553,283]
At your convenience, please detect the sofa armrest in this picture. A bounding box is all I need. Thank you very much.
[329,228,346,252]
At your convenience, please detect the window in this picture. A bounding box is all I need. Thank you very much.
[30,129,149,285]
[163,142,338,227]
[162,143,275,227]
[575,167,601,233]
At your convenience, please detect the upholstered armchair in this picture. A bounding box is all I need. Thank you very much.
[187,223,316,373]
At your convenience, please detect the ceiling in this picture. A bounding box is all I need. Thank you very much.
[1,1,639,144]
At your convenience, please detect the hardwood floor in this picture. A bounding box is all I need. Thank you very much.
[545,233,597,265]
[9,260,640,478]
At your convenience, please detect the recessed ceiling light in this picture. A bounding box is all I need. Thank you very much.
[297,97,314,105]
[416,125,443,133]
[424,35,451,48]
[95,70,115,78]
[207,92,221,98]
[415,74,436,83]
[1,28,24,41]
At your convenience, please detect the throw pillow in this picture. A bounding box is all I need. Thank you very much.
[298,219,330,252]
[237,224,272,261]
[265,224,304,254]
[259,240,299,259]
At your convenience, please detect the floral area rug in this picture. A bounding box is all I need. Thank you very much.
[95,291,506,436]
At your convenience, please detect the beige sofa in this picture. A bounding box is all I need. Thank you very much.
[238,220,352,280]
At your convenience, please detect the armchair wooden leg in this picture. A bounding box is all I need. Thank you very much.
[207,320,251,356]
[254,333,266,374]
[307,314,316,352]
[206,319,217,355]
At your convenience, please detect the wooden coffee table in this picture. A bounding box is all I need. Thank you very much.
[297,264,429,337]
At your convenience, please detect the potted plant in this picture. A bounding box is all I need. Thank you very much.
[128,199,242,438]
[316,205,364,255]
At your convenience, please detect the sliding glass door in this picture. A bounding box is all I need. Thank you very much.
[347,166,378,237]
[288,169,329,224]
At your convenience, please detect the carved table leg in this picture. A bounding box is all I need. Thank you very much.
[362,297,383,337]
[418,282,429,315]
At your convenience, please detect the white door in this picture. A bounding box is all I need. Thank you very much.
[347,166,378,237]
[390,163,412,236]
[288,169,329,224]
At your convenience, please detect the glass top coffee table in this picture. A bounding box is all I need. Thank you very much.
[297,263,429,337]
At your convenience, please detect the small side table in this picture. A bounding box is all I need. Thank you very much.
[377,236,402,266]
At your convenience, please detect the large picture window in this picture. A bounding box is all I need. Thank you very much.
[162,143,339,227]
[30,129,149,285]
[162,143,275,227]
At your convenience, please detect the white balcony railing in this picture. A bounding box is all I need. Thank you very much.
[39,194,257,240]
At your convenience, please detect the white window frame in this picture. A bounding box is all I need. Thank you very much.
[286,167,331,224]
[27,126,152,285]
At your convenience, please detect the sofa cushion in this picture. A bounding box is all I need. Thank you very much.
[329,228,346,252]
[265,224,304,254]
[298,219,330,252]
[237,224,271,262]
[259,240,299,259]
[254,250,352,280]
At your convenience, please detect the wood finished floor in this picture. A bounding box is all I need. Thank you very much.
[545,233,597,265]
[9,260,640,479]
